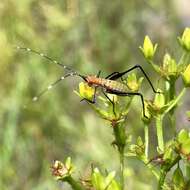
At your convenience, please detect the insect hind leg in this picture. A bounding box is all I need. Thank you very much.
[113,91,148,118]
[107,65,160,94]
[105,72,120,79]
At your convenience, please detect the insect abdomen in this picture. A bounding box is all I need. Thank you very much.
[86,76,128,93]
[101,79,128,93]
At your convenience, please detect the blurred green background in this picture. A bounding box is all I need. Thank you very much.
[0,0,189,189]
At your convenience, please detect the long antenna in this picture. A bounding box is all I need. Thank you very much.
[16,46,87,101]
[16,46,76,73]
[32,72,79,102]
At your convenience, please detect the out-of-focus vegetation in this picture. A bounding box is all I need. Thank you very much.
[0,0,189,190]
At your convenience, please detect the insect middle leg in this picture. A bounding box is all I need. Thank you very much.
[102,90,116,116]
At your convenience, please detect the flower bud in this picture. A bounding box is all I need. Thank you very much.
[182,64,190,87]
[147,91,165,115]
[178,27,190,51]
[162,53,178,80]
[51,158,74,180]
[51,160,68,179]
[78,82,95,100]
[126,73,143,92]
[139,35,157,60]
[154,91,165,109]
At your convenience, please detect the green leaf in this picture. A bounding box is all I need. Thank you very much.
[172,166,185,189]
[109,180,121,190]
[91,169,121,190]
[91,168,104,190]
[107,180,121,190]
[137,136,144,147]
[105,171,116,187]
[149,60,162,74]
[65,157,72,169]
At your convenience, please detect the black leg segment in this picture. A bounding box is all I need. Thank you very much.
[108,91,148,118]
[107,65,158,93]
[80,86,98,104]
[105,72,120,79]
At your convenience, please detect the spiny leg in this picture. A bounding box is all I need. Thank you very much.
[107,64,159,93]
[32,72,77,101]
[102,90,116,116]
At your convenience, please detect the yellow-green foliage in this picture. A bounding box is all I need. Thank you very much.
[0,1,187,190]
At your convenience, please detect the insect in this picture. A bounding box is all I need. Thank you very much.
[17,46,159,118]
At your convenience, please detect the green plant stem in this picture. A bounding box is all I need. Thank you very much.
[185,163,190,178]
[113,124,126,190]
[158,170,167,190]
[157,155,181,190]
[119,148,125,190]
[64,176,84,190]
[144,124,149,158]
[156,115,164,152]
[164,87,186,114]
[147,163,160,179]
[166,80,176,130]
[168,80,176,101]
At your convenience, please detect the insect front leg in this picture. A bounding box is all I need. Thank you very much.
[80,86,98,104]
